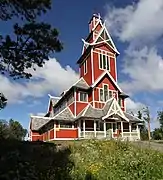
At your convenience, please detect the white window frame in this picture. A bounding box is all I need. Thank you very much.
[118,98,123,107]
[83,60,87,75]
[98,85,118,103]
[99,53,110,71]
[78,91,88,102]
[103,84,108,102]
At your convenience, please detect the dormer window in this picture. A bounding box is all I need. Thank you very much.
[99,54,110,71]
[79,92,88,102]
[84,60,87,75]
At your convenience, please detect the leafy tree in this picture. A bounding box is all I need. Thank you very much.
[0,0,62,79]
[152,128,163,140]
[152,111,163,140]
[9,119,27,140]
[143,106,151,141]
[157,111,163,129]
[136,110,148,140]
[0,119,27,140]
[0,1,63,106]
[0,93,7,110]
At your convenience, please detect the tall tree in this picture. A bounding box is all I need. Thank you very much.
[0,119,27,140]
[0,93,7,110]
[157,110,163,129]
[9,119,27,140]
[0,1,63,106]
[137,110,148,140]
[143,106,151,141]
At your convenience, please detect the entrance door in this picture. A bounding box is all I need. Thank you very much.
[106,123,112,139]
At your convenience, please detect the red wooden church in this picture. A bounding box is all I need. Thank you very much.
[29,14,143,141]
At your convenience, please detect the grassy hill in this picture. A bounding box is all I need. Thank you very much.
[0,140,163,180]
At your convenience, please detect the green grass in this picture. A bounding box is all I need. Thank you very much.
[0,139,163,180]
[69,140,163,180]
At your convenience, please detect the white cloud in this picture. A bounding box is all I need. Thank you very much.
[0,58,79,103]
[105,0,163,43]
[126,98,145,113]
[120,47,163,93]
[105,0,163,94]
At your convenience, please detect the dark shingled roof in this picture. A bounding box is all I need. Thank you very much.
[31,98,143,131]
[73,78,90,90]
[76,98,114,119]
[53,108,74,121]
[31,116,50,131]
[124,112,143,123]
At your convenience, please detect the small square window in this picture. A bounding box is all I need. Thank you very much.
[84,60,87,75]
[79,92,88,102]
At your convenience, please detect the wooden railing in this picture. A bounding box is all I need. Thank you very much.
[80,131,139,140]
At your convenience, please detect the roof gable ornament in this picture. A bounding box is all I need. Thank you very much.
[102,98,129,121]
[93,24,120,54]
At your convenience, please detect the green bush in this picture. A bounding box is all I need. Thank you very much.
[70,140,163,180]
[0,140,73,180]
[0,140,163,180]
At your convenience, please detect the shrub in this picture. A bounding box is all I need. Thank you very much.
[70,140,163,180]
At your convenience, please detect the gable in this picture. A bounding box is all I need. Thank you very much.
[93,25,119,55]
[102,99,129,121]
[91,71,122,93]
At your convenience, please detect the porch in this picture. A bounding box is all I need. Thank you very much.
[78,119,140,141]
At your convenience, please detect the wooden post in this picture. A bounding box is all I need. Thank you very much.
[104,120,106,138]
[121,121,123,137]
[54,122,56,139]
[83,120,85,138]
[148,121,151,141]
[137,124,140,140]
[78,120,81,138]
[129,123,132,140]
[94,120,96,138]
[111,123,113,138]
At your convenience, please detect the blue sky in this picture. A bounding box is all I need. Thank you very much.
[0,0,163,130]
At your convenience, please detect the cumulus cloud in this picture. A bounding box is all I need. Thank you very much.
[0,58,79,103]
[105,0,163,94]
[120,47,163,93]
[126,98,145,113]
[105,0,163,43]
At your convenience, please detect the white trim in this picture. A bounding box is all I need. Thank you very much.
[93,89,95,107]
[49,138,78,141]
[83,120,85,138]
[94,120,96,137]
[102,98,129,122]
[67,106,74,117]
[54,123,56,138]
[91,48,94,83]
[98,53,110,71]
[84,60,87,75]
[92,17,103,32]
[114,56,117,82]
[103,24,120,54]
[91,70,123,93]
[93,48,115,56]
[81,104,90,117]
[74,90,77,117]
[30,115,51,119]
[92,23,120,55]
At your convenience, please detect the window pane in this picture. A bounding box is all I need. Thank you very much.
[104,85,108,101]
[80,92,87,102]
[103,55,106,69]
[99,54,103,69]
[84,61,87,74]
[106,56,110,70]
[109,91,112,99]
[100,89,103,101]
